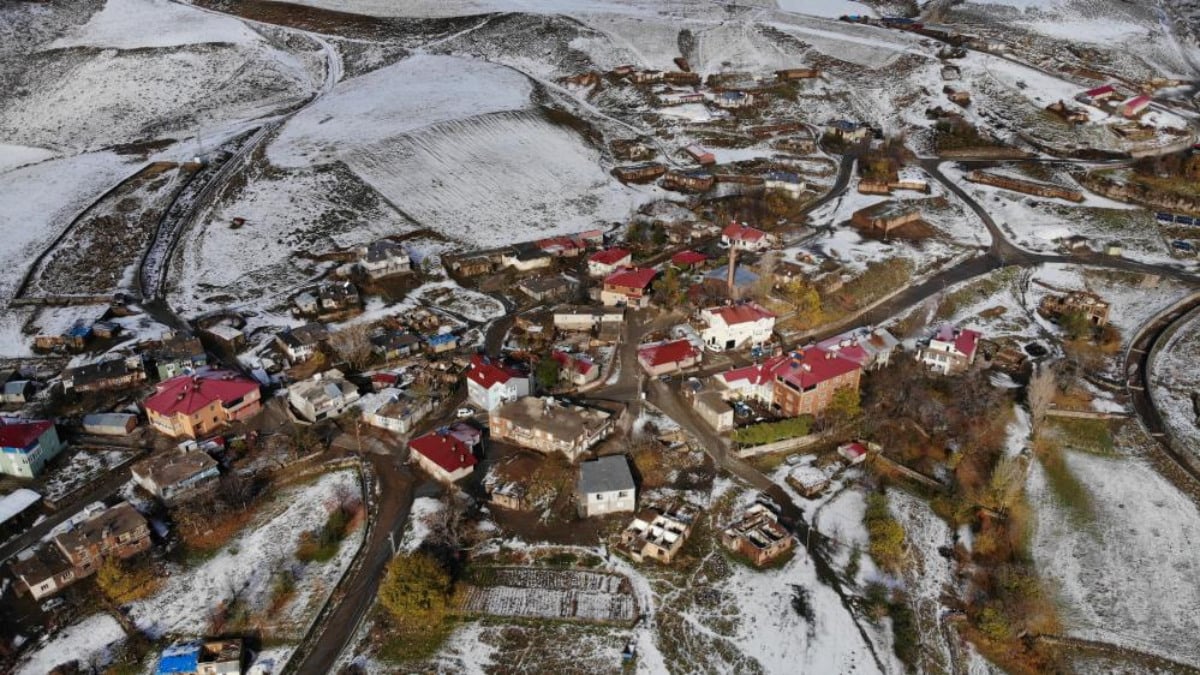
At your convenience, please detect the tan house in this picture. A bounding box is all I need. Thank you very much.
[850,201,921,234]
[143,370,262,439]
[490,397,614,462]
[131,449,220,504]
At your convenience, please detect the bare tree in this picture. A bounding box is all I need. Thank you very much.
[329,324,374,371]
[1027,361,1058,435]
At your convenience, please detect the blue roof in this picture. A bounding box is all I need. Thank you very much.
[764,171,801,183]
[157,642,200,675]
[830,119,860,131]
[66,324,92,338]
[427,333,457,346]
[706,265,759,287]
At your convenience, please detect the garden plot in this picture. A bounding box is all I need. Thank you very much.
[1027,451,1200,665]
[41,448,133,504]
[460,567,637,624]
[1150,309,1200,458]
[130,469,363,639]
[14,613,126,675]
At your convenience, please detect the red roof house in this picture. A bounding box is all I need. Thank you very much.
[671,250,708,268]
[588,248,633,277]
[537,236,586,257]
[466,355,530,411]
[409,431,477,482]
[144,370,262,438]
[1122,94,1152,118]
[0,419,63,478]
[918,325,981,375]
[838,441,869,464]
[601,267,658,308]
[1083,84,1117,101]
[637,339,701,375]
[721,222,772,251]
[551,350,600,386]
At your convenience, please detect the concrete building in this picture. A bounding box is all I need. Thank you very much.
[916,325,981,375]
[617,506,695,564]
[721,504,794,567]
[143,370,262,439]
[288,369,361,423]
[637,339,701,376]
[466,355,530,412]
[601,268,658,308]
[409,430,477,483]
[577,454,636,517]
[131,449,220,504]
[358,388,432,434]
[587,248,633,277]
[700,302,776,352]
[0,419,64,478]
[489,397,613,461]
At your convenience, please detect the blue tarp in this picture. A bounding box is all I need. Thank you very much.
[157,642,200,675]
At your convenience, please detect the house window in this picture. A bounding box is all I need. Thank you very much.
[618,491,629,498]
[595,494,603,501]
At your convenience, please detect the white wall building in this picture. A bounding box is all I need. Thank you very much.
[700,303,776,352]
[578,455,636,518]
[466,357,530,411]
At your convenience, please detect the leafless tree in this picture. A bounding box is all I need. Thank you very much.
[1027,361,1058,435]
[329,324,374,371]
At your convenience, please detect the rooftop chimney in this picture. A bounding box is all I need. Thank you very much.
[727,247,738,298]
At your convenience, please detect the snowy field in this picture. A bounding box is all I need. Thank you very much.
[130,469,364,639]
[48,0,258,50]
[14,613,126,675]
[1027,452,1200,664]
[1150,307,1200,458]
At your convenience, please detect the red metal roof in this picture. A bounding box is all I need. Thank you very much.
[711,303,775,326]
[144,370,258,417]
[589,248,631,265]
[409,432,477,474]
[638,339,697,368]
[552,350,596,375]
[467,355,525,390]
[934,325,980,358]
[0,420,53,449]
[718,355,789,387]
[722,222,766,242]
[604,267,657,291]
[1084,84,1115,98]
[671,250,708,266]
[772,347,861,390]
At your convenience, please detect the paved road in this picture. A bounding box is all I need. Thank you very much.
[290,452,418,675]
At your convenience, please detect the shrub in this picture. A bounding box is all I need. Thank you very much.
[731,416,814,446]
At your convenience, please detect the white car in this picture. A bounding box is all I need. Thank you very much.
[456,407,474,418]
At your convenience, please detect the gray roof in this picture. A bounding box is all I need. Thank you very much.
[578,455,635,495]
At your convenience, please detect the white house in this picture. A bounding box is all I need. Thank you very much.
[358,240,410,279]
[815,327,900,370]
[578,455,636,517]
[721,222,773,252]
[762,171,805,197]
[275,323,329,363]
[466,356,530,411]
[587,248,632,277]
[288,369,361,423]
[917,325,981,375]
[700,302,776,352]
[359,388,432,434]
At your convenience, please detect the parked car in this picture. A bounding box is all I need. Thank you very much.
[40,597,64,613]
[785,454,803,466]
[456,407,474,418]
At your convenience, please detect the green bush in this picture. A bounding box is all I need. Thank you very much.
[732,416,814,446]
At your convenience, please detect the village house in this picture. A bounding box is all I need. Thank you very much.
[552,350,601,387]
[553,305,626,335]
[82,412,138,436]
[601,267,657,308]
[713,346,862,418]
[670,250,708,270]
[1122,94,1152,118]
[660,169,714,193]
[275,323,330,363]
[691,388,734,432]
[357,239,411,279]
[451,256,494,277]
[941,64,961,80]
[964,170,1083,202]
[775,67,820,80]
[721,222,773,251]
[156,640,244,675]
[700,302,776,352]
[850,201,921,234]
[617,505,696,564]
[763,171,805,197]
[359,388,432,434]
[201,323,246,354]
[786,464,831,498]
[13,501,151,600]
[577,454,636,517]
[683,143,716,166]
[288,369,361,423]
[838,441,870,465]
[814,327,900,370]
[663,71,702,86]
[629,69,663,84]
[131,449,220,504]
[1038,290,1111,326]
[63,356,147,392]
[658,89,706,106]
[713,90,756,109]
[611,137,655,160]
[518,274,577,302]
[637,339,701,376]
[721,503,794,567]
[425,332,459,354]
[409,429,477,483]
[826,119,871,142]
[0,419,64,479]
[1076,83,1120,106]
[489,397,613,461]
[319,281,361,314]
[1,379,35,404]
[944,86,971,106]
[916,325,981,375]
[0,489,41,542]
[612,162,667,184]
[537,235,587,258]
[466,355,530,411]
[501,243,554,272]
[151,332,207,381]
[1046,100,1089,124]
[587,248,633,277]
[143,370,262,439]
[370,329,421,361]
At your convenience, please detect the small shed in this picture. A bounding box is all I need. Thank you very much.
[82,412,138,436]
